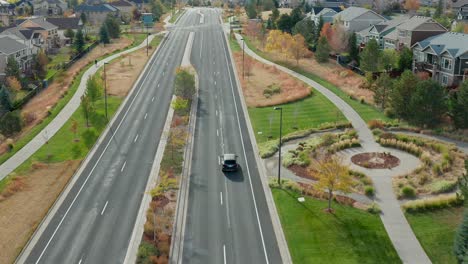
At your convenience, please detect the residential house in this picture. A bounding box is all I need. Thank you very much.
[307,0,347,8]
[110,0,134,22]
[75,4,119,25]
[307,7,342,24]
[0,0,15,27]
[128,0,149,10]
[0,26,43,54]
[383,16,447,50]
[0,35,32,78]
[412,32,468,87]
[357,15,408,48]
[31,0,68,16]
[452,3,468,29]
[451,0,468,12]
[46,17,83,45]
[333,6,386,32]
[17,17,60,50]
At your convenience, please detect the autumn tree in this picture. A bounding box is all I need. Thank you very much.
[289,34,308,64]
[32,49,48,80]
[279,33,293,58]
[265,30,284,54]
[6,76,22,92]
[360,38,380,73]
[404,0,420,13]
[313,156,352,212]
[329,23,349,53]
[174,68,195,100]
[320,22,333,43]
[315,36,330,63]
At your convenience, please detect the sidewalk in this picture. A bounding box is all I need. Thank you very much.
[235,33,432,264]
[0,34,161,182]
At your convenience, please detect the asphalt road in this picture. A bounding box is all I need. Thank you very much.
[21,11,199,264]
[182,9,282,264]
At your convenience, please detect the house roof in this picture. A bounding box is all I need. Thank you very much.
[19,17,58,30]
[1,26,37,40]
[311,6,341,14]
[316,7,340,16]
[451,0,468,9]
[334,6,384,21]
[46,17,81,30]
[0,36,28,55]
[413,32,468,58]
[75,3,118,12]
[128,0,149,4]
[110,0,133,7]
[396,16,439,31]
[384,29,398,40]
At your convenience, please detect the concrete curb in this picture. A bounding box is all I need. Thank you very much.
[15,33,168,264]
[123,95,176,264]
[222,24,293,264]
[169,31,197,264]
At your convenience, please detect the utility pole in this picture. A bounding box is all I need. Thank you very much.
[104,62,109,119]
[274,107,283,186]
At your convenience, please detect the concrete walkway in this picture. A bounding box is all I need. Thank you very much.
[235,33,432,263]
[0,33,161,182]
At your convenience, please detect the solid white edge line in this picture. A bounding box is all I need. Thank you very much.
[101,201,109,215]
[221,29,270,264]
[152,97,155,102]
[78,258,82,264]
[220,192,223,205]
[223,244,227,264]
[134,134,139,143]
[216,129,219,137]
[121,161,127,172]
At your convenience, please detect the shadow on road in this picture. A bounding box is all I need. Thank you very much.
[223,166,245,182]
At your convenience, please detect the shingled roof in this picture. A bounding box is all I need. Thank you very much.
[413,32,468,58]
[0,36,28,55]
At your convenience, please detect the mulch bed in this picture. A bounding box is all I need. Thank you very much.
[289,164,318,180]
[351,152,400,169]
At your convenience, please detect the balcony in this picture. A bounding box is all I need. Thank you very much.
[415,61,439,73]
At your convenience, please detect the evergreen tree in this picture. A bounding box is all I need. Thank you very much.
[409,80,447,127]
[271,7,279,23]
[104,15,120,39]
[360,38,380,73]
[390,70,419,120]
[5,56,20,79]
[0,85,12,111]
[398,46,413,72]
[292,19,315,48]
[434,0,443,18]
[348,32,358,62]
[80,12,87,24]
[451,81,468,129]
[315,36,330,63]
[246,3,257,19]
[277,14,293,33]
[99,25,110,44]
[373,72,393,109]
[0,110,23,136]
[266,17,274,29]
[454,210,468,263]
[64,28,75,42]
[74,29,85,54]
[314,15,324,47]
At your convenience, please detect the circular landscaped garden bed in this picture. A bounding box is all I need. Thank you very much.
[351,152,400,169]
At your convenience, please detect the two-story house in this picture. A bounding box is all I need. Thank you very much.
[333,6,386,32]
[452,3,468,29]
[17,17,60,51]
[0,0,15,27]
[0,35,32,78]
[110,0,134,23]
[75,4,119,26]
[46,17,83,45]
[357,15,408,49]
[307,7,342,24]
[412,32,468,87]
[383,16,447,50]
[0,26,43,54]
[32,0,68,16]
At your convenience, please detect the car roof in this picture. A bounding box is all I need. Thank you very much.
[223,154,236,160]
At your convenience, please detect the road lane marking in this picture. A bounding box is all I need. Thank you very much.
[121,161,127,172]
[158,84,160,87]
[223,244,227,264]
[152,97,155,102]
[134,134,139,143]
[224,180,231,229]
[78,258,82,264]
[32,28,171,264]
[221,31,269,264]
[220,192,223,205]
[216,129,219,137]
[216,110,218,116]
[200,32,203,59]
[101,201,109,215]
[144,113,148,119]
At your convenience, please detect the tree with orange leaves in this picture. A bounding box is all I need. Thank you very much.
[404,0,420,13]
[289,34,308,64]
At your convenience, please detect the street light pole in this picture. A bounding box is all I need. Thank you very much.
[146,32,149,56]
[274,107,283,186]
[242,39,245,79]
[104,62,109,119]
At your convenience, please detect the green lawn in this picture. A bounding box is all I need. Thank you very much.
[124,33,148,49]
[272,188,401,264]
[169,9,186,23]
[406,207,464,264]
[242,36,393,123]
[248,93,346,142]
[47,46,71,79]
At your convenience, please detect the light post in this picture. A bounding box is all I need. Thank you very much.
[274,107,283,186]
[146,32,150,56]
[240,37,245,79]
[103,62,109,119]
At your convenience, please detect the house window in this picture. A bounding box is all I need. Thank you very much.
[344,21,349,27]
[442,57,452,70]
[442,74,449,85]
[398,30,406,37]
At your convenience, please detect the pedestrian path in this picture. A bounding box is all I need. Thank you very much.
[0,33,161,182]
[234,33,432,264]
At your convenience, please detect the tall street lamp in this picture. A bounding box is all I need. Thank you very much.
[274,106,283,186]
[103,62,109,119]
[147,32,150,56]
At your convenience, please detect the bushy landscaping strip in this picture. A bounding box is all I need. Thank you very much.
[169,9,185,23]
[241,36,393,123]
[405,207,464,264]
[272,187,400,263]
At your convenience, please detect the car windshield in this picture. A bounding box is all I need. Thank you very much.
[224,159,236,165]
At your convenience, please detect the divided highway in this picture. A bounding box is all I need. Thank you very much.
[182,9,282,264]
[19,11,199,264]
